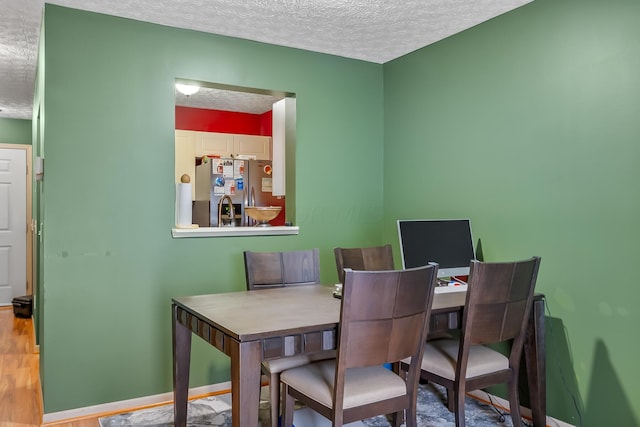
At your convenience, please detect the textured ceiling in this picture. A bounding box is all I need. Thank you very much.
[0,0,533,120]
[175,87,285,115]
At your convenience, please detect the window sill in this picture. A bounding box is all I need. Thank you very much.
[171,226,299,238]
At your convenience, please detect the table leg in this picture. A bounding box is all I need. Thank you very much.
[173,304,192,427]
[228,338,262,427]
[524,297,546,427]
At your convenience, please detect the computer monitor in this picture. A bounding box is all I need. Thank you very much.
[397,219,476,278]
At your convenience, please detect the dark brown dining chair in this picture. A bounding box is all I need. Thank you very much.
[334,244,449,341]
[333,244,395,284]
[244,248,321,290]
[280,264,439,427]
[402,256,541,427]
[243,248,329,427]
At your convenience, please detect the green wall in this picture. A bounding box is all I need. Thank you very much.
[0,118,32,145]
[39,5,384,413]
[383,0,640,425]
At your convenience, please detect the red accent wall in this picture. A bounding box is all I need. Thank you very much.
[259,110,272,136]
[175,106,272,136]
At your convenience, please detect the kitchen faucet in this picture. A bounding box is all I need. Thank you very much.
[217,195,236,227]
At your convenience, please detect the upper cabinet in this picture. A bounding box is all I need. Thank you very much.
[188,131,271,160]
[196,132,234,158]
[233,134,272,160]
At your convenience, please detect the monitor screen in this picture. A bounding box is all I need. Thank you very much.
[397,219,476,278]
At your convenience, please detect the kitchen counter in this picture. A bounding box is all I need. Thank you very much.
[171,225,299,238]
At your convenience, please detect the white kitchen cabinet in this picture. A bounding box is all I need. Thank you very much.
[189,131,271,159]
[232,134,271,160]
[195,132,234,157]
[175,130,196,199]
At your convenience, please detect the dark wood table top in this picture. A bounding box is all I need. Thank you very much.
[173,284,467,342]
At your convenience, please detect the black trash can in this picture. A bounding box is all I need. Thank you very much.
[12,295,33,318]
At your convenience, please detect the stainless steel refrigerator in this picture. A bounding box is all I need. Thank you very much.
[193,158,285,227]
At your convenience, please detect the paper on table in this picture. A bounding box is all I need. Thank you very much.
[434,284,467,294]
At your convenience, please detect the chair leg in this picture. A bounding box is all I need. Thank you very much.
[446,386,455,412]
[508,380,523,427]
[391,410,402,427]
[453,385,466,427]
[281,383,295,427]
[404,398,418,427]
[269,372,280,427]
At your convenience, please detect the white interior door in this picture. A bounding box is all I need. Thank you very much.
[0,148,27,305]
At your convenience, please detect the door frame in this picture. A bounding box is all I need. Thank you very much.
[0,143,33,295]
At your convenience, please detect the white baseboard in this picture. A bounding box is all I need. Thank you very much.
[467,390,575,427]
[42,381,231,424]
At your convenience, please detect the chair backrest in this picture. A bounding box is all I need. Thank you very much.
[461,256,541,356]
[243,249,321,290]
[333,244,395,284]
[334,264,438,396]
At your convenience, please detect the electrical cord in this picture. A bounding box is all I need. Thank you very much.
[544,296,584,427]
[480,295,579,427]
[485,392,508,422]
[483,391,533,426]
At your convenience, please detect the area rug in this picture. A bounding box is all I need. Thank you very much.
[99,383,519,427]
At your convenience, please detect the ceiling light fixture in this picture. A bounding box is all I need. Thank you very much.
[175,83,200,96]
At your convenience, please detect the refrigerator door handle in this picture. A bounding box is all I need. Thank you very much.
[247,186,256,226]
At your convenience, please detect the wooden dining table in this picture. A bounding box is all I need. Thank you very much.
[172,284,546,427]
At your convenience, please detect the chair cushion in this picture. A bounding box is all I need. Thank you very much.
[280,359,407,408]
[415,339,509,380]
[263,350,336,374]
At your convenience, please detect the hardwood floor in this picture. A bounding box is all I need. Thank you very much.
[0,307,101,427]
[0,306,41,426]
